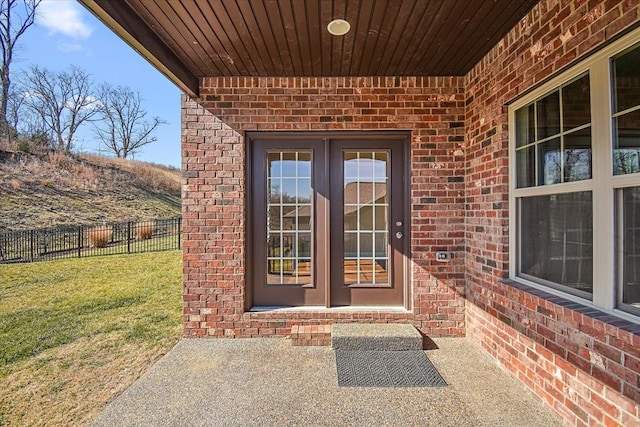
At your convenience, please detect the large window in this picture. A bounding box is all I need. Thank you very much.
[510,30,640,317]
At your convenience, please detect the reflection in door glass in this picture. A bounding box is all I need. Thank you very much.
[266,151,312,285]
[343,151,389,285]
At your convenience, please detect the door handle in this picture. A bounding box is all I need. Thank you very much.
[395,231,403,239]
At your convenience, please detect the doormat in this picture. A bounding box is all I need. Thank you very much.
[335,350,447,387]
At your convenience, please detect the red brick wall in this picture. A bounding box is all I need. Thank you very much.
[465,0,640,425]
[182,76,467,338]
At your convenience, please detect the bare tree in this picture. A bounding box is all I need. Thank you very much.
[94,84,166,159]
[5,86,24,140]
[10,87,53,149]
[21,65,99,152]
[614,149,640,175]
[0,0,40,137]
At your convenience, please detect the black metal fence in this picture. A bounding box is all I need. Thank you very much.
[0,216,181,264]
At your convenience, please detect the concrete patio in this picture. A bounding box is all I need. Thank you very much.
[92,338,561,427]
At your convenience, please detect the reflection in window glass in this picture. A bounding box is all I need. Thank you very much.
[514,72,592,188]
[564,128,592,182]
[621,187,640,309]
[537,91,561,139]
[516,104,535,148]
[343,151,389,285]
[613,43,640,113]
[563,74,591,131]
[614,110,640,175]
[516,146,536,187]
[538,138,561,185]
[266,151,313,285]
[613,43,640,175]
[520,192,593,296]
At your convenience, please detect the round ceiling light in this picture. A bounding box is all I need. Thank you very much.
[327,19,350,36]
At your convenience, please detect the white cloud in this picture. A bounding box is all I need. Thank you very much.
[36,0,92,39]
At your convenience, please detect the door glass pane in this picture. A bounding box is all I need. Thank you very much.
[266,151,312,285]
[343,151,389,285]
[621,187,640,310]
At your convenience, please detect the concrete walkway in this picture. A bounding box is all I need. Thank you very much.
[92,338,561,427]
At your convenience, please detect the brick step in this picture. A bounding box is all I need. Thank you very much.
[290,324,331,346]
[290,323,422,349]
[331,323,422,351]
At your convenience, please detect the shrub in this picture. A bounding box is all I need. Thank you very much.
[47,151,68,168]
[67,161,99,190]
[27,131,53,151]
[16,139,30,153]
[87,226,112,248]
[136,221,155,240]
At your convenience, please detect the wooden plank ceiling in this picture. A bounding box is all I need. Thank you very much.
[79,0,539,97]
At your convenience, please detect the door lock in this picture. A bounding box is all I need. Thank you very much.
[395,231,403,239]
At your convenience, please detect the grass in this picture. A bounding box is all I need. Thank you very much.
[0,250,182,426]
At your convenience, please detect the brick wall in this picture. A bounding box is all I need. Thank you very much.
[182,76,467,338]
[465,0,640,425]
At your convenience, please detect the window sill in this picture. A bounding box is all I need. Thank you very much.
[501,278,640,332]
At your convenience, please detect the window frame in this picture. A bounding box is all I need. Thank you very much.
[509,27,640,321]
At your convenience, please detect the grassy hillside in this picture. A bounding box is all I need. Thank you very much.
[0,149,181,231]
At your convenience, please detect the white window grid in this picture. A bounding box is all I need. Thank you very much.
[514,73,592,187]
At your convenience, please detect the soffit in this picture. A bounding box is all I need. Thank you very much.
[79,0,539,97]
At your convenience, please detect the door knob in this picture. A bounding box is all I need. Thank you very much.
[395,231,403,239]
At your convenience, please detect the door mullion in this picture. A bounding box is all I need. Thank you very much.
[322,138,331,308]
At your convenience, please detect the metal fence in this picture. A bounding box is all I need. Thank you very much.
[0,216,181,264]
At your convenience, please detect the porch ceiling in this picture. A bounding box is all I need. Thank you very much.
[79,0,538,98]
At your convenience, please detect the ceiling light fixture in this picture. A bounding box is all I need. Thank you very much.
[327,19,350,36]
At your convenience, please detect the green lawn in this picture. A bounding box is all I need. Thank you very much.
[0,251,182,426]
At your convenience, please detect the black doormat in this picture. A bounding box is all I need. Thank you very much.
[335,350,447,387]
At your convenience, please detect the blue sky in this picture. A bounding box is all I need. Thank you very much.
[15,0,182,167]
